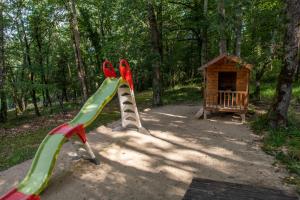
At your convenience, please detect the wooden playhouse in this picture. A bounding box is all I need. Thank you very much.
[199,54,252,122]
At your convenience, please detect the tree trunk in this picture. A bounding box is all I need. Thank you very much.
[0,92,7,122]
[148,0,163,106]
[30,72,41,116]
[68,0,88,101]
[201,0,208,65]
[59,54,69,102]
[269,0,300,128]
[34,24,52,107]
[235,2,242,57]
[20,16,41,116]
[0,2,7,122]
[296,53,300,82]
[218,0,227,55]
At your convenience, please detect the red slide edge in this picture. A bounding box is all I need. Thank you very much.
[0,188,40,200]
[48,123,87,143]
[119,59,134,90]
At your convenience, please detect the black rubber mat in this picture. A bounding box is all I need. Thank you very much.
[182,178,298,200]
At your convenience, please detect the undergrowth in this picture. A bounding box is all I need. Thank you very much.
[251,114,300,192]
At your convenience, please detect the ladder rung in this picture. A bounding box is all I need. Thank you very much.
[123,120,138,127]
[122,104,135,112]
[119,95,133,104]
[118,87,131,94]
[123,112,137,120]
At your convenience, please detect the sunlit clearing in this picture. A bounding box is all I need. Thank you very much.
[153,112,187,119]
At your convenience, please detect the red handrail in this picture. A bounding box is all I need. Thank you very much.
[102,60,117,78]
[119,59,134,90]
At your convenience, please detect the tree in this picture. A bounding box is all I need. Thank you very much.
[269,0,300,128]
[148,0,163,106]
[0,1,7,122]
[18,6,41,116]
[201,0,208,65]
[234,1,242,57]
[30,6,52,107]
[67,0,88,101]
[218,0,227,55]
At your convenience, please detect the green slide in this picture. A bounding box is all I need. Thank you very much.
[69,78,122,127]
[1,59,148,200]
[0,77,123,200]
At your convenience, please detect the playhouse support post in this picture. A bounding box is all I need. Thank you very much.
[241,113,246,123]
[203,109,207,120]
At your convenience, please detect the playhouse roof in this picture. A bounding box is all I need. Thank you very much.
[199,54,252,71]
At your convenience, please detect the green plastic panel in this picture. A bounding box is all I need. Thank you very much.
[18,134,66,195]
[69,78,121,127]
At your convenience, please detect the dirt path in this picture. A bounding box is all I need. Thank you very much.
[0,105,297,199]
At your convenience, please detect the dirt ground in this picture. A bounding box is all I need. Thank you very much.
[0,105,298,199]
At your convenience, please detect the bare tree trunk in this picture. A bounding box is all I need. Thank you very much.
[218,0,227,55]
[296,53,300,81]
[235,2,242,57]
[148,0,163,106]
[0,4,3,88]
[201,0,208,65]
[33,24,52,107]
[0,2,7,122]
[20,16,41,116]
[68,0,88,101]
[269,0,300,128]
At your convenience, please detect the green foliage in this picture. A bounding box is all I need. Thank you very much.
[250,114,270,134]
[251,114,300,189]
[1,0,292,114]
[249,81,300,101]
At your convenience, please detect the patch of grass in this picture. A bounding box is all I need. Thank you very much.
[135,90,152,108]
[250,114,269,134]
[0,102,80,130]
[251,114,300,191]
[163,84,202,104]
[86,111,121,132]
[135,84,202,106]
[253,82,300,101]
[0,127,51,171]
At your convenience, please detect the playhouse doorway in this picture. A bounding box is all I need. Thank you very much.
[218,72,237,106]
[218,72,237,91]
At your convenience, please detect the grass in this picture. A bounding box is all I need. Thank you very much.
[251,114,300,192]
[0,84,201,171]
[135,84,202,105]
[0,102,80,129]
[0,127,51,171]
[253,82,300,101]
[163,84,202,104]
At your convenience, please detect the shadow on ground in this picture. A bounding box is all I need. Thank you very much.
[0,105,297,200]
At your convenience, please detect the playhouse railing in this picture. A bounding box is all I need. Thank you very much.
[205,90,248,111]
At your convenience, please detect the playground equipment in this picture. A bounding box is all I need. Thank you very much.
[196,55,252,122]
[0,59,149,200]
